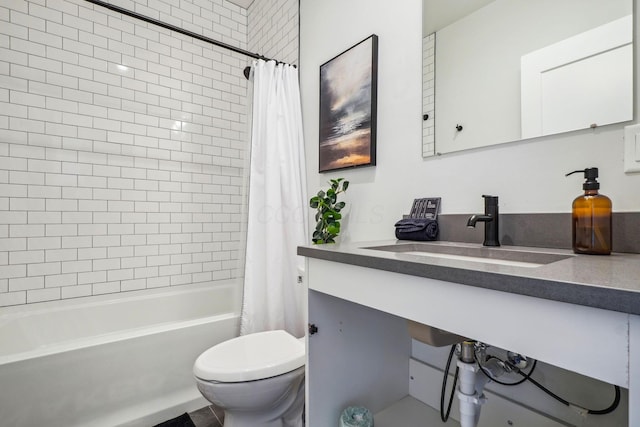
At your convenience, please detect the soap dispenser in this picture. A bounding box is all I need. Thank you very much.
[565,168,612,255]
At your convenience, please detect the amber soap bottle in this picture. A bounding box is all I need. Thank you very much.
[565,168,612,255]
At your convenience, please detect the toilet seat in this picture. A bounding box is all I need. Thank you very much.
[194,330,305,382]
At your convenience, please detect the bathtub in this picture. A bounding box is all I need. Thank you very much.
[0,281,241,427]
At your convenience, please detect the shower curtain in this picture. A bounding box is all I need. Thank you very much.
[240,60,308,338]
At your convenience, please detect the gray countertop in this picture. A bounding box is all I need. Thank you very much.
[298,240,640,315]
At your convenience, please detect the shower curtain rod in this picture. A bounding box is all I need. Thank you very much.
[83,0,292,79]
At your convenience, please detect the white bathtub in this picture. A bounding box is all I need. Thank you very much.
[0,281,241,427]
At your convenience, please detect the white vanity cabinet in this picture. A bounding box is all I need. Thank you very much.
[305,256,640,426]
[306,290,412,425]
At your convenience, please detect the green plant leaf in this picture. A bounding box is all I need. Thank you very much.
[323,210,339,219]
[309,177,348,244]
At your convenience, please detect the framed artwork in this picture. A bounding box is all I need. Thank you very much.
[319,34,378,172]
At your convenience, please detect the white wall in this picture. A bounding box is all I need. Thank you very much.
[0,0,251,307]
[301,0,423,243]
[301,0,640,246]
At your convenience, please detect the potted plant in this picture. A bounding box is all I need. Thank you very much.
[309,178,349,244]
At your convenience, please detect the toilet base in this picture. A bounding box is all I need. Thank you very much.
[223,413,283,427]
[221,375,305,427]
[223,408,302,427]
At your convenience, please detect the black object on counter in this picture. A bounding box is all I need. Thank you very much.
[394,218,439,241]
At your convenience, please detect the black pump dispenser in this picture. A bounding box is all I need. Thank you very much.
[565,167,600,191]
[565,167,612,255]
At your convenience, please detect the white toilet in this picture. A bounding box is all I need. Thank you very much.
[193,330,306,427]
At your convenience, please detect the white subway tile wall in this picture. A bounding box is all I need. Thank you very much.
[422,33,435,156]
[0,0,299,307]
[248,0,298,65]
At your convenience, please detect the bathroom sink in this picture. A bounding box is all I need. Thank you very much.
[363,242,572,268]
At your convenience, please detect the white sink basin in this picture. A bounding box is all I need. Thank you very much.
[363,242,572,268]
[401,250,545,268]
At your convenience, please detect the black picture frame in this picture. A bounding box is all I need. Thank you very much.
[319,34,378,172]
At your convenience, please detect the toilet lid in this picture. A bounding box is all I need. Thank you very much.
[194,330,305,382]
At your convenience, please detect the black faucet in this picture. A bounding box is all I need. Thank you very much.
[467,195,500,247]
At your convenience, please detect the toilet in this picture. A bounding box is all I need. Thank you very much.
[193,330,306,427]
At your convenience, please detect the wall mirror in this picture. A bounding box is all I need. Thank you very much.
[422,0,633,157]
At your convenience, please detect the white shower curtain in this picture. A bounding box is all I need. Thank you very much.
[240,60,308,338]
